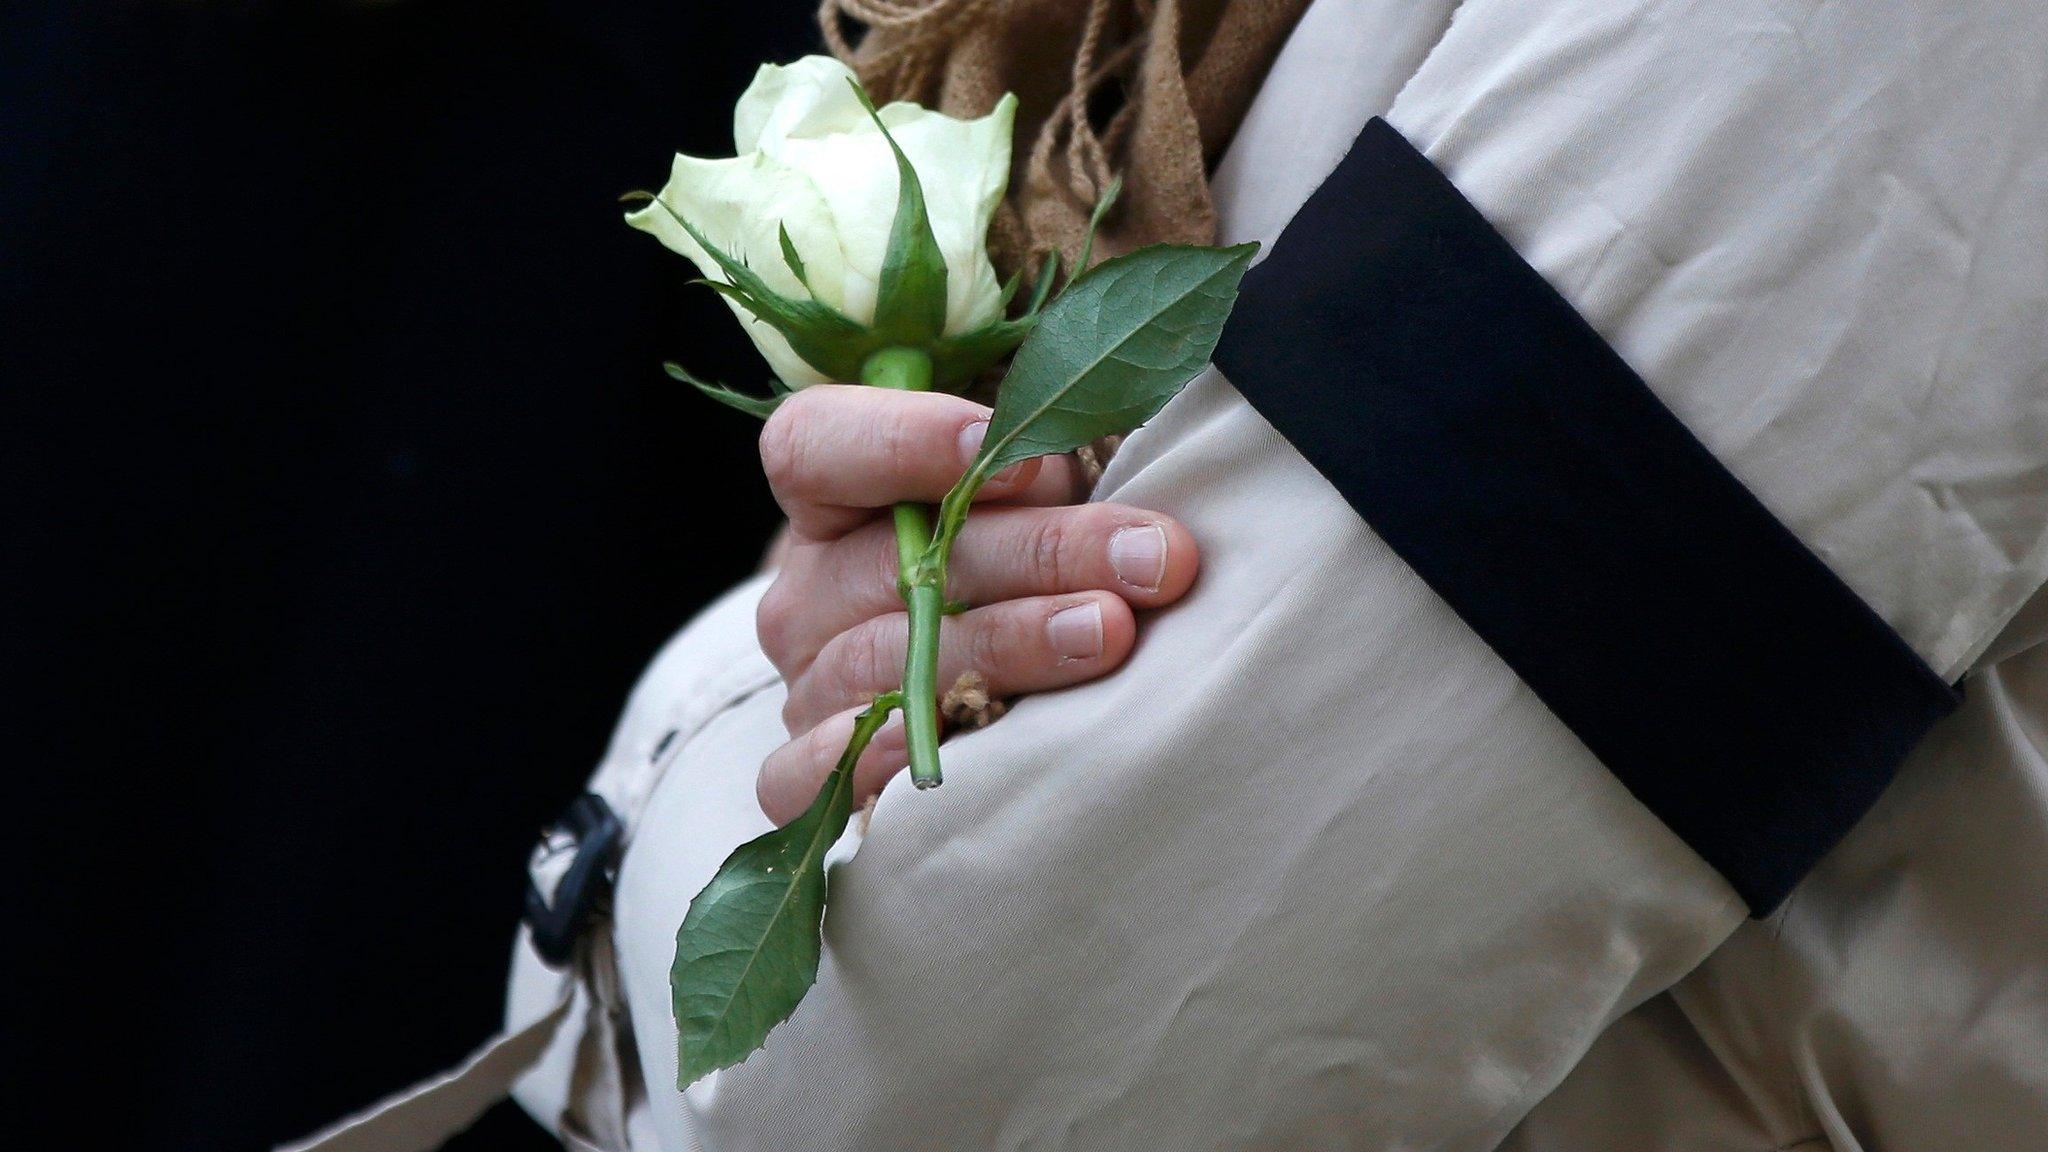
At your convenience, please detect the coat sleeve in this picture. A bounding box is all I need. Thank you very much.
[1335,0,2048,909]
[648,359,1749,1152]
[1211,116,1961,913]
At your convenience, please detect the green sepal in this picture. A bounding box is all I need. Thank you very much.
[627,192,877,381]
[850,82,950,349]
[777,223,811,290]
[1023,253,1061,317]
[1073,175,1122,276]
[664,361,786,419]
[927,317,1036,390]
[995,266,1025,310]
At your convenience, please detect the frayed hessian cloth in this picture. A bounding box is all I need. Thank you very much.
[821,0,1312,278]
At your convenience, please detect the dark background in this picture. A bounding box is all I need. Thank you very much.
[5,2,816,1148]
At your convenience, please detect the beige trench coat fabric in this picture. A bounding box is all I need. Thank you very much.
[488,0,2048,1148]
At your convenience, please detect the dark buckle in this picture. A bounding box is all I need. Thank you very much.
[523,793,624,967]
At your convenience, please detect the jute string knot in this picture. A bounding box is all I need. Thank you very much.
[820,0,999,106]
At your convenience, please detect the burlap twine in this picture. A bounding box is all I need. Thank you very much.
[820,0,1311,280]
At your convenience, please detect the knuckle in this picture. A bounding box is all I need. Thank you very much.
[851,620,901,693]
[1025,512,1076,589]
[855,521,903,599]
[757,396,815,497]
[756,760,785,822]
[765,728,833,818]
[754,755,774,815]
[755,577,802,671]
[818,619,896,706]
[966,609,1017,674]
[878,412,921,484]
[779,690,805,734]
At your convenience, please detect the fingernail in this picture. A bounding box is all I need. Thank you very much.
[961,419,1025,486]
[1109,524,1168,592]
[958,420,989,464]
[1046,602,1104,661]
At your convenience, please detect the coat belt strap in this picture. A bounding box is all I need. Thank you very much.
[275,994,573,1152]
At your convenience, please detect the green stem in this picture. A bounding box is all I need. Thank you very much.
[899,581,944,788]
[861,347,946,789]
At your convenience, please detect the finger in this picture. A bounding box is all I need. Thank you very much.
[757,706,910,827]
[756,504,1197,678]
[948,504,1198,608]
[782,591,1135,734]
[986,449,1092,508]
[760,385,1042,540]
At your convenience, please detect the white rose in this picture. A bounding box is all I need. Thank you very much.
[626,55,1017,387]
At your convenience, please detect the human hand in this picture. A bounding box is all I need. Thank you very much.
[751,384,1199,824]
